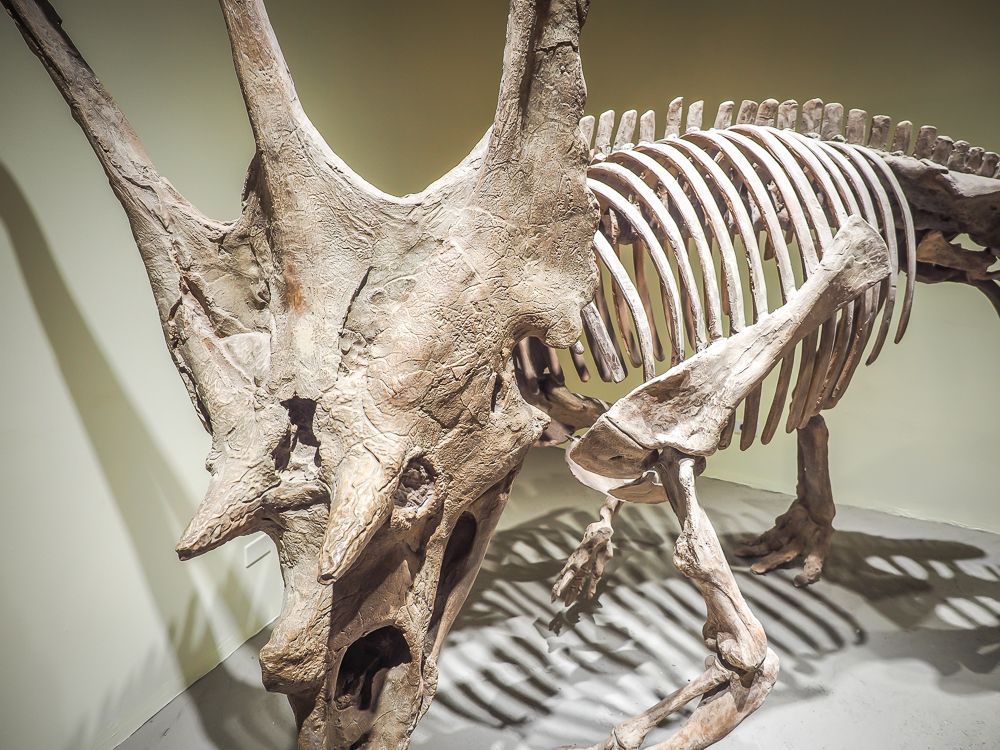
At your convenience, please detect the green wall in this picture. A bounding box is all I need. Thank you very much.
[0,1,997,749]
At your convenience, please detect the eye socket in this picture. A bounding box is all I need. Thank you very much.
[392,457,436,509]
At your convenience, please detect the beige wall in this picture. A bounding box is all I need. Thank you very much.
[0,1,996,749]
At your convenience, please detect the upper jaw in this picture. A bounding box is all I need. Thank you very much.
[257,467,515,749]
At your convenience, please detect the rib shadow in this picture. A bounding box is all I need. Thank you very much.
[420,489,998,749]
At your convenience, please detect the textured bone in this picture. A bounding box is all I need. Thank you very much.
[665,96,684,138]
[948,139,971,170]
[846,108,868,144]
[824,142,899,368]
[593,232,656,379]
[868,114,891,150]
[13,0,1000,737]
[892,120,913,153]
[714,100,735,129]
[582,301,628,383]
[623,146,746,332]
[593,261,629,375]
[736,99,759,125]
[821,102,845,140]
[600,156,725,340]
[917,231,996,279]
[579,452,776,750]
[614,109,638,149]
[685,100,704,132]
[579,114,596,150]
[5,1,597,747]
[638,109,656,143]
[914,125,938,158]
[760,130,862,422]
[800,98,824,135]
[755,98,779,127]
[603,241,643,368]
[687,131,798,294]
[596,109,616,154]
[651,139,769,317]
[569,342,591,382]
[980,151,999,177]
[632,237,665,361]
[724,128,835,432]
[737,415,836,586]
[931,135,955,165]
[777,99,798,130]
[590,170,705,353]
[966,146,985,174]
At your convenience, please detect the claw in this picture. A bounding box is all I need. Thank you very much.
[738,498,834,586]
[552,520,614,605]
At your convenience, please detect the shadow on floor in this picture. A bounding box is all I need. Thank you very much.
[417,496,999,748]
[118,482,999,748]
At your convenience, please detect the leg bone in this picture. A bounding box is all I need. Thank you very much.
[580,452,776,750]
[736,414,836,586]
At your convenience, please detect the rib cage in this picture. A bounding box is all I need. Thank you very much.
[518,97,941,451]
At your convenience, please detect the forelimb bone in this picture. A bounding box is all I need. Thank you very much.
[569,215,890,478]
[552,495,621,605]
[578,451,777,750]
[558,217,889,607]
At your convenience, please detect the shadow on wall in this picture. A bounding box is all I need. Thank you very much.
[0,162,283,750]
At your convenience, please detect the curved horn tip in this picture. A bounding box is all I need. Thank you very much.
[175,538,205,562]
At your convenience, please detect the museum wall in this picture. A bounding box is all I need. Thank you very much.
[0,1,997,749]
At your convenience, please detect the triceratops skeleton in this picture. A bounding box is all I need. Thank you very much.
[4,0,996,748]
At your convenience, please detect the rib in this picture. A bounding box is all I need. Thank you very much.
[582,301,627,382]
[593,233,656,380]
[602,152,726,340]
[716,128,830,434]
[632,237,666,361]
[589,171,701,356]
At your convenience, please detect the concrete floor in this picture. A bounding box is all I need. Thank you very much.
[118,448,1000,749]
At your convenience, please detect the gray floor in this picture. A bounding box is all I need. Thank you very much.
[118,449,1000,749]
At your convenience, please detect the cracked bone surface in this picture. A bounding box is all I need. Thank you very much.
[3,0,595,746]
